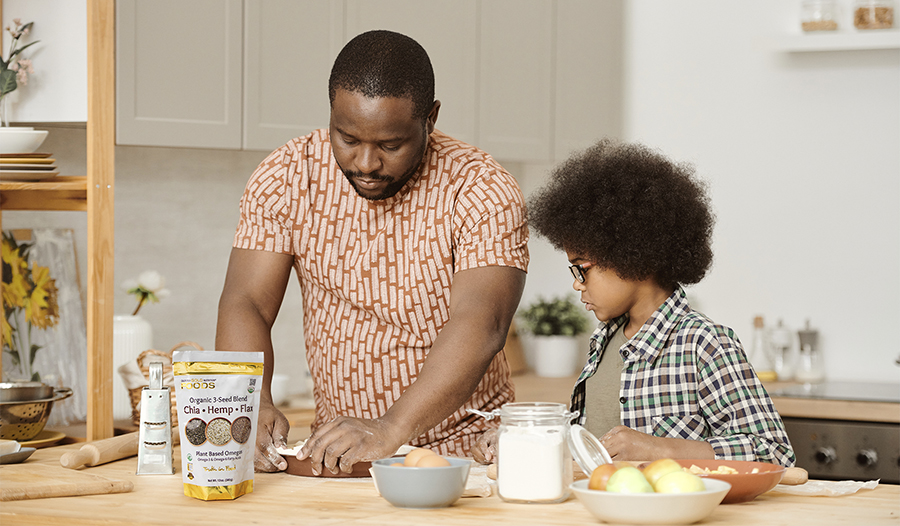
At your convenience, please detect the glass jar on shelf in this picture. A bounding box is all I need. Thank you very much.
[802,0,839,31]
[854,0,895,29]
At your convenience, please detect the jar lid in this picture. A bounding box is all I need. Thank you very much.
[567,424,613,475]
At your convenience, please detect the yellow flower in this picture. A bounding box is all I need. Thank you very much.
[1,237,29,309]
[26,264,59,330]
[1,315,12,349]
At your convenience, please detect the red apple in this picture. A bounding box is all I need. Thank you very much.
[588,463,620,491]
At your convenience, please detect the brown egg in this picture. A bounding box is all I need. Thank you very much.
[390,462,404,467]
[415,454,451,468]
[403,447,437,467]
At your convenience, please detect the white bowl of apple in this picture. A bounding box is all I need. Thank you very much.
[570,459,731,525]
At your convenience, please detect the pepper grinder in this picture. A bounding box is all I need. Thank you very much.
[795,320,824,384]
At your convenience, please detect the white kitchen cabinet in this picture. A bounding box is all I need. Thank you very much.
[116,0,243,149]
[554,0,623,160]
[479,0,555,162]
[243,0,344,151]
[116,0,620,161]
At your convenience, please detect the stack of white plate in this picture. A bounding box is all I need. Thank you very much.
[0,151,58,182]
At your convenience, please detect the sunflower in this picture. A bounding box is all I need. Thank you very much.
[2,235,29,309]
[2,233,61,381]
[26,263,59,330]
[1,314,12,350]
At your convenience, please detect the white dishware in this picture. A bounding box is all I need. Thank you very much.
[0,128,49,154]
[570,478,731,525]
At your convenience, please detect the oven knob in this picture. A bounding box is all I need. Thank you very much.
[815,446,836,465]
[856,449,878,467]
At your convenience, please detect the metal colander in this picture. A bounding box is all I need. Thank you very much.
[0,382,73,441]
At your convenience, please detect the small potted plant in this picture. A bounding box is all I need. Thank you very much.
[518,295,590,377]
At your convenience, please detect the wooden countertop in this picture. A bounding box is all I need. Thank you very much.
[1,442,897,526]
[764,381,900,424]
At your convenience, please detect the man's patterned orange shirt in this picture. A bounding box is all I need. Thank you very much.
[234,129,529,456]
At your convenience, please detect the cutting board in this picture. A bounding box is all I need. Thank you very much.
[0,464,133,501]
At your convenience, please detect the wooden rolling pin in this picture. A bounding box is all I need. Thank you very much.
[59,429,180,469]
[782,466,809,485]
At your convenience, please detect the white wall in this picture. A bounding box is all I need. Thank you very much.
[622,1,900,382]
[1,0,88,122]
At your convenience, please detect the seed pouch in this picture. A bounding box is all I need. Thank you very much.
[172,350,264,501]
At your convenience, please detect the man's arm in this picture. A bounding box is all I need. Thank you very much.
[300,264,526,475]
[215,247,295,472]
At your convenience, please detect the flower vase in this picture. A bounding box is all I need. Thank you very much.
[113,314,153,420]
[0,96,9,127]
[532,335,582,378]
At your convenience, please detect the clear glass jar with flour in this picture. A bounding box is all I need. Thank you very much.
[496,402,575,503]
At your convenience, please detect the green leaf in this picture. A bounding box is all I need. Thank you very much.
[0,69,17,98]
[518,294,590,336]
[9,40,40,59]
[31,371,41,382]
[29,343,42,368]
[3,347,21,366]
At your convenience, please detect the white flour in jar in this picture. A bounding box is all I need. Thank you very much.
[497,425,567,501]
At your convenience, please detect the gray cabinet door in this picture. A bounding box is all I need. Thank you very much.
[117,0,243,149]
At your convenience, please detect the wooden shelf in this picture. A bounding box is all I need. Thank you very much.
[775,30,900,52]
[0,176,87,211]
[0,0,116,442]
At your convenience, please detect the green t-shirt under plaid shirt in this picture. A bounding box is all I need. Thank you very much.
[570,287,796,467]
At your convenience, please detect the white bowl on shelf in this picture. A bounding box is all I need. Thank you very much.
[0,128,48,154]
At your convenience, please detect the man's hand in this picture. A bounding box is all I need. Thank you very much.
[472,428,497,464]
[253,401,291,472]
[600,425,714,461]
[297,416,405,475]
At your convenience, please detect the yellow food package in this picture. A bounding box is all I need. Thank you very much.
[173,350,264,501]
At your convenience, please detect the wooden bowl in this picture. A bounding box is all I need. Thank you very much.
[283,453,372,478]
[675,459,785,504]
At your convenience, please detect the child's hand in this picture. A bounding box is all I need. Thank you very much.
[599,426,662,461]
[600,425,714,461]
[472,428,497,464]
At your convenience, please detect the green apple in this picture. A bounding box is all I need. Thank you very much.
[641,458,684,487]
[653,470,706,493]
[606,466,654,493]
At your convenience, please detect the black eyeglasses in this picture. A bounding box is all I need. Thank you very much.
[568,262,593,283]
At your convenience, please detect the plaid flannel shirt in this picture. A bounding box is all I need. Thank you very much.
[570,287,796,467]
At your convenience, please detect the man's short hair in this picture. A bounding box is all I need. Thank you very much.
[329,30,435,121]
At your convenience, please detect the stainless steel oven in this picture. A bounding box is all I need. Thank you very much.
[773,382,899,484]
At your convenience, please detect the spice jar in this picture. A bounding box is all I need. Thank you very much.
[802,0,839,31]
[496,402,575,503]
[854,0,895,29]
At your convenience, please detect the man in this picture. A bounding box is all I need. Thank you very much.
[216,30,528,475]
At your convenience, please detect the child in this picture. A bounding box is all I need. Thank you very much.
[475,139,794,467]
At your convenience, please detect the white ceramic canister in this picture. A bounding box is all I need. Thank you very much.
[496,402,575,503]
[113,314,153,419]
